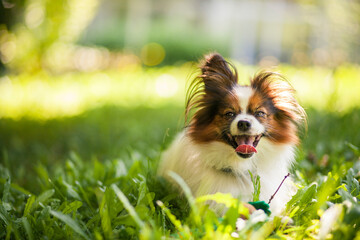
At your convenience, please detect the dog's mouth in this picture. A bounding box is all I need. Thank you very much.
[225,134,262,158]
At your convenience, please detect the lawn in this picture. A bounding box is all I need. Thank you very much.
[0,63,359,239]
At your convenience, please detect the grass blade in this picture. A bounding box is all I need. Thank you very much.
[249,170,261,202]
[50,210,90,240]
[30,189,55,214]
[62,201,83,215]
[22,217,34,240]
[2,178,11,203]
[168,171,201,225]
[111,184,145,228]
[0,204,10,226]
[156,200,191,239]
[23,195,36,217]
[99,188,113,239]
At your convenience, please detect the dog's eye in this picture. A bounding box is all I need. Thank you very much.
[255,111,266,118]
[224,112,235,118]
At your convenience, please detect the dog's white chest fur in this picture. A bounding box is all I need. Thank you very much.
[158,131,296,215]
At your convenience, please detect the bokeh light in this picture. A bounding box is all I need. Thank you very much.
[25,2,45,29]
[140,42,166,66]
[0,39,16,64]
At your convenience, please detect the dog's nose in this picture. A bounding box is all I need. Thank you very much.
[237,120,251,131]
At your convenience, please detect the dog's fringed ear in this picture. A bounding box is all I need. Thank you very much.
[185,53,238,125]
[251,71,307,129]
[200,53,238,93]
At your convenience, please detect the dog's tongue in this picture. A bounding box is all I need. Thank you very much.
[235,144,257,154]
[234,135,258,154]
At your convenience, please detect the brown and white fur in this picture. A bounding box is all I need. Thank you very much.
[157,53,306,215]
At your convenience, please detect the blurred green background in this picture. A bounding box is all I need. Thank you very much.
[1,0,360,190]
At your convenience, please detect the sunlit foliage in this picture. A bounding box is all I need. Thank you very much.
[1,63,360,120]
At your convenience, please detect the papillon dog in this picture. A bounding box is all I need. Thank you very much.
[158,53,306,215]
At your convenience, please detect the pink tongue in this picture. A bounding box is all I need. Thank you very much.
[235,144,257,154]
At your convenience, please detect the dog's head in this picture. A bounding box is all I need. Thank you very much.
[186,53,306,158]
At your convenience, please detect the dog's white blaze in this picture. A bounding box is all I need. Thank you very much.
[234,86,252,112]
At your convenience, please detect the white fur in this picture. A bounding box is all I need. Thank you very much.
[157,131,296,215]
[234,86,252,111]
[230,86,265,136]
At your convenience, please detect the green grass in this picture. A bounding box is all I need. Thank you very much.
[0,64,360,239]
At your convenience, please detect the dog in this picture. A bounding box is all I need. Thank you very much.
[158,53,306,215]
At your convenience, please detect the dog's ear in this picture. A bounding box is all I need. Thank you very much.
[185,53,238,125]
[251,71,306,129]
[200,53,238,94]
